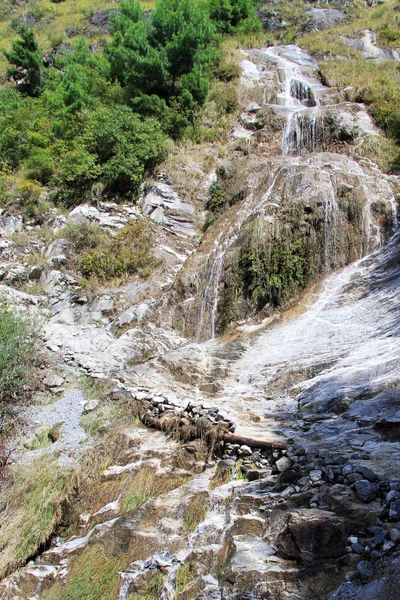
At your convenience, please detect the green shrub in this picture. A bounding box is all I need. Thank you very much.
[79,220,159,282]
[0,305,40,411]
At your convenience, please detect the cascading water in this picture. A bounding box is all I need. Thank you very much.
[262,45,327,156]
[196,167,283,342]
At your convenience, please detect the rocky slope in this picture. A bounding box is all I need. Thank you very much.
[0,31,400,600]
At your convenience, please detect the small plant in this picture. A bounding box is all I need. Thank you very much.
[42,544,129,600]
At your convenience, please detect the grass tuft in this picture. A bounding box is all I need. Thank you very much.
[0,456,77,578]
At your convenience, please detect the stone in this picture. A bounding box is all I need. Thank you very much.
[275,456,291,472]
[275,509,347,562]
[46,239,71,258]
[92,298,114,316]
[343,464,353,476]
[351,543,365,555]
[83,399,99,413]
[389,499,400,521]
[303,8,347,32]
[389,528,400,543]
[354,480,379,503]
[344,29,400,62]
[44,373,65,388]
[88,9,118,32]
[355,465,378,482]
[309,469,323,483]
[357,560,373,579]
[29,266,44,281]
[370,531,387,548]
[238,445,252,456]
[139,183,196,237]
[5,266,27,284]
[43,43,74,68]
[47,254,67,268]
[386,490,400,504]
[48,422,63,442]
[0,214,23,236]
[257,10,286,33]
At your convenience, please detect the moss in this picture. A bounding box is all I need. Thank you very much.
[42,544,129,600]
[182,492,208,533]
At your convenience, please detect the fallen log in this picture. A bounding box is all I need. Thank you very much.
[222,433,286,451]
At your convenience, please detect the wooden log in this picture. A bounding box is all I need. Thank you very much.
[222,433,286,451]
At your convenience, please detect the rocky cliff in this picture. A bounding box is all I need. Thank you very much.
[0,5,400,600]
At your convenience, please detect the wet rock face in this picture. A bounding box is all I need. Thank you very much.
[173,153,394,340]
[276,509,347,561]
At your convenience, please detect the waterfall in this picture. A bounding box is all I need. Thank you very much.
[281,111,326,155]
[196,169,283,342]
[262,46,326,156]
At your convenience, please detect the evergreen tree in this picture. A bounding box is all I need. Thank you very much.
[4,26,42,97]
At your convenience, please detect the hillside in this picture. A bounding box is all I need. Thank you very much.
[0,1,400,599]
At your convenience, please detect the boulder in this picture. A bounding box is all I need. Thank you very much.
[83,399,99,413]
[47,254,67,268]
[354,480,380,503]
[0,214,23,236]
[43,43,74,68]
[303,8,347,32]
[88,9,118,32]
[257,10,286,33]
[275,456,291,472]
[139,183,196,237]
[4,266,28,284]
[46,239,72,258]
[389,499,400,521]
[275,509,347,561]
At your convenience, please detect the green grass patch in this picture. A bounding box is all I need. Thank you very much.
[174,563,195,599]
[122,467,190,513]
[0,456,77,578]
[42,544,130,600]
[182,491,208,533]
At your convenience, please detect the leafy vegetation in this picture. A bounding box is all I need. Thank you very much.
[0,305,40,415]
[174,563,195,599]
[0,0,260,211]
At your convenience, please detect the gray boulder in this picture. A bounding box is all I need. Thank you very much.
[303,8,347,32]
[354,480,379,503]
[276,509,347,562]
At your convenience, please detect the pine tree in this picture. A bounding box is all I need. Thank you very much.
[4,26,42,97]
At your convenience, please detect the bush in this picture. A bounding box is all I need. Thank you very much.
[79,220,159,281]
[0,306,39,412]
